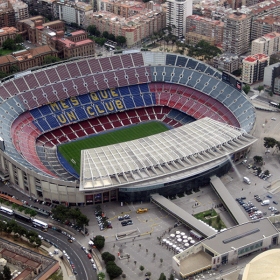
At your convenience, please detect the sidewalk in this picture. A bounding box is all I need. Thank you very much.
[41,245,75,280]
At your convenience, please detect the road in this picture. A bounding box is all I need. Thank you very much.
[0,213,95,280]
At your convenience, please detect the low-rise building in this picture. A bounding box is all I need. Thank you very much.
[251,32,280,56]
[0,27,18,47]
[242,53,270,84]
[172,218,279,279]
[0,45,58,73]
[213,53,240,73]
[54,30,95,59]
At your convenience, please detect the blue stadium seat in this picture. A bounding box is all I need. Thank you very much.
[78,93,91,105]
[133,95,145,107]
[196,62,207,73]
[46,115,60,129]
[117,86,131,96]
[129,85,140,95]
[34,119,51,132]
[176,56,188,67]
[186,59,198,69]
[123,96,136,109]
[166,54,177,66]
[139,84,149,93]
[38,105,52,116]
[142,94,154,106]
[74,106,90,120]
[30,108,42,119]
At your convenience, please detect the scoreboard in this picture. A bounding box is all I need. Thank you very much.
[222,72,242,91]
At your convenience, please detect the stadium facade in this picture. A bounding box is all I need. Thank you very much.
[0,52,256,205]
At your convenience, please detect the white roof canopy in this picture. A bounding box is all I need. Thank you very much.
[80,117,257,191]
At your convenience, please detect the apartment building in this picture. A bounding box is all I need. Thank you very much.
[53,1,93,27]
[89,10,166,47]
[223,11,251,56]
[8,0,29,21]
[252,15,280,40]
[242,53,269,84]
[251,32,280,56]
[213,53,240,73]
[186,15,224,46]
[166,0,192,38]
[0,45,58,73]
[0,7,15,28]
[0,26,18,47]
[263,62,280,95]
[29,0,56,21]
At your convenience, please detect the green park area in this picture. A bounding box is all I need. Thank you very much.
[58,121,169,173]
[194,209,226,231]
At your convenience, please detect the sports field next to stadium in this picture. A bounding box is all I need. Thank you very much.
[58,121,169,173]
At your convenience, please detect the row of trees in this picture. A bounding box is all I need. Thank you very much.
[87,25,126,46]
[0,219,42,247]
[2,35,23,51]
[0,198,37,218]
[0,266,12,280]
[51,204,89,228]
[264,137,280,151]
[101,251,122,279]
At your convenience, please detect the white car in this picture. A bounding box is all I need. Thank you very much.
[38,235,44,240]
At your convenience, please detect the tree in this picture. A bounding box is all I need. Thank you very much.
[134,260,137,266]
[264,170,270,176]
[253,155,263,164]
[188,40,222,61]
[160,258,163,265]
[243,84,250,94]
[116,36,126,46]
[153,253,156,259]
[256,167,262,175]
[2,38,16,51]
[139,265,144,272]
[94,235,105,250]
[264,137,277,149]
[3,266,11,280]
[257,85,264,93]
[106,262,123,279]
[102,252,115,263]
[97,272,105,280]
[168,274,175,280]
[102,31,109,39]
[146,272,151,276]
[94,37,107,46]
[108,33,115,41]
[87,25,97,35]
[14,35,23,44]
[43,55,60,65]
[159,272,167,280]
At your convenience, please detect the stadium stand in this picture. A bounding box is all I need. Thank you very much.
[0,51,255,204]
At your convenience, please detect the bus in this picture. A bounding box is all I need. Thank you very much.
[269,101,279,108]
[32,219,48,231]
[0,206,14,215]
[14,212,31,223]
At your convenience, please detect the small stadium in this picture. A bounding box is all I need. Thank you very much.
[0,51,256,205]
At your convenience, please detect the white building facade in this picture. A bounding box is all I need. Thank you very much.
[166,0,192,38]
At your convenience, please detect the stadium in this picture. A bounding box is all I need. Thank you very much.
[0,51,257,205]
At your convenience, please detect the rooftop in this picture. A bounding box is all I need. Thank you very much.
[244,53,269,62]
[0,27,17,35]
[80,117,257,190]
[203,218,278,255]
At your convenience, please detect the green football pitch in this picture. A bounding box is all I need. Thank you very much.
[58,121,169,173]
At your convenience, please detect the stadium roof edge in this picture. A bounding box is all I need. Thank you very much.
[79,118,257,191]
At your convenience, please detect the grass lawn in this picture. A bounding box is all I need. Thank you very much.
[58,121,169,173]
[0,49,12,56]
[194,209,226,230]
